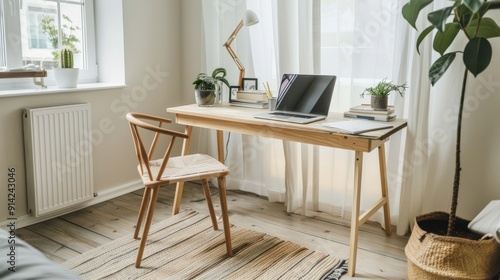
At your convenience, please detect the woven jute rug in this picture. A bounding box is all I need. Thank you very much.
[62,209,347,279]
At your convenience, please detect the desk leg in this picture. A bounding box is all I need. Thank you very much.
[349,151,363,277]
[378,145,392,235]
[172,125,193,215]
[217,130,224,163]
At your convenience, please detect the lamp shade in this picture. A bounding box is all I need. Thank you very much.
[243,10,259,26]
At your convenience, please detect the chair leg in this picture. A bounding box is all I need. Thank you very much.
[201,179,218,230]
[217,176,232,257]
[135,186,160,268]
[134,188,151,239]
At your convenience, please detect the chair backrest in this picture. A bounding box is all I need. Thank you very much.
[126,113,188,182]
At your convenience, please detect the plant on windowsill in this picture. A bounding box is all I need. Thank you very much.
[360,78,407,110]
[41,15,81,69]
[402,0,500,279]
[193,68,230,107]
[53,47,79,88]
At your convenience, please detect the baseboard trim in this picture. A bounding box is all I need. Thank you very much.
[1,180,143,228]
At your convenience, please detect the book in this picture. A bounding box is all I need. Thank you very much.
[230,101,268,109]
[349,104,395,115]
[236,90,268,102]
[322,120,393,134]
[344,111,396,122]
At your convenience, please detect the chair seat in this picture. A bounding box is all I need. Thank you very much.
[138,153,229,186]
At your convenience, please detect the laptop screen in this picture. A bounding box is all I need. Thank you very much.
[275,74,336,115]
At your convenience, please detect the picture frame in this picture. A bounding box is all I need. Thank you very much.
[242,78,258,91]
[229,86,240,103]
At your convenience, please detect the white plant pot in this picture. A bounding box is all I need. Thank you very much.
[54,68,79,88]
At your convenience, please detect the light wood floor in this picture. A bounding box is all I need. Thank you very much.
[18,182,409,279]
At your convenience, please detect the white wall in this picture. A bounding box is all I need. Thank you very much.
[0,0,185,224]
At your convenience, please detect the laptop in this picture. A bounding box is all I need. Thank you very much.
[254,74,336,124]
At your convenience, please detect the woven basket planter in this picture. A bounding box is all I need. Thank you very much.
[405,212,500,280]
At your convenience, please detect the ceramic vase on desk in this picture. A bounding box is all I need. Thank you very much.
[194,90,216,107]
[370,95,388,110]
[192,68,229,106]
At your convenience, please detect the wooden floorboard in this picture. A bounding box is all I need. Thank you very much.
[19,181,409,279]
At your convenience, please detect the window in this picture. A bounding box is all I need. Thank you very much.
[0,0,96,88]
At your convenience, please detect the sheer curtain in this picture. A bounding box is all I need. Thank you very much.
[200,0,424,233]
[397,5,500,231]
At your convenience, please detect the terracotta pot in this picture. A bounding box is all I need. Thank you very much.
[405,212,500,280]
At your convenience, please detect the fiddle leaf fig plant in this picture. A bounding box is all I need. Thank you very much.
[402,0,500,236]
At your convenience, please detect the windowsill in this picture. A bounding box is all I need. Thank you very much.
[0,82,126,98]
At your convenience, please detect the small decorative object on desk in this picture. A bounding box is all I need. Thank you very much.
[268,97,277,111]
[360,78,407,110]
[242,77,258,90]
[53,47,79,88]
[192,68,230,107]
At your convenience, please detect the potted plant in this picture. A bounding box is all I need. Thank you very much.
[360,78,407,110]
[53,47,79,88]
[402,0,500,278]
[193,68,230,106]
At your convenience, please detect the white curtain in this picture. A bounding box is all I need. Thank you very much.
[397,4,500,229]
[394,3,433,235]
[200,0,431,234]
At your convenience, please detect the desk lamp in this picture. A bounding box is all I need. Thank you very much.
[223,10,259,89]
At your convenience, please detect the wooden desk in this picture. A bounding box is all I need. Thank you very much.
[167,104,407,276]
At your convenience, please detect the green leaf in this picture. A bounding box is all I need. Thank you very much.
[416,25,435,54]
[463,0,483,14]
[428,6,454,32]
[402,0,434,29]
[465,18,500,38]
[476,2,492,18]
[455,4,473,28]
[429,52,456,85]
[433,22,461,55]
[463,37,492,76]
[212,68,227,78]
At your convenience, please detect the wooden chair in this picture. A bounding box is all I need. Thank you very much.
[126,112,232,268]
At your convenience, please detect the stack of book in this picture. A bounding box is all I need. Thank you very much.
[230,90,269,108]
[344,104,396,122]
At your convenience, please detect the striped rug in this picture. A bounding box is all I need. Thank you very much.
[63,209,346,279]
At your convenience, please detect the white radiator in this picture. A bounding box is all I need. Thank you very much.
[23,103,94,217]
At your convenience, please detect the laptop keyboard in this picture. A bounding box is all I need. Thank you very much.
[271,112,315,119]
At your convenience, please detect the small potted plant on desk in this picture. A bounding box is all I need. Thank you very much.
[53,47,79,88]
[360,78,407,110]
[193,68,230,107]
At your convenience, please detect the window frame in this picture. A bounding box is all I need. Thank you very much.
[0,0,97,89]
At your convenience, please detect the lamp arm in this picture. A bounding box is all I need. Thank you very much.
[226,46,245,70]
[223,20,244,47]
[225,44,246,89]
[224,19,247,89]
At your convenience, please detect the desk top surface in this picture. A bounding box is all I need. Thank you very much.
[167,103,407,141]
